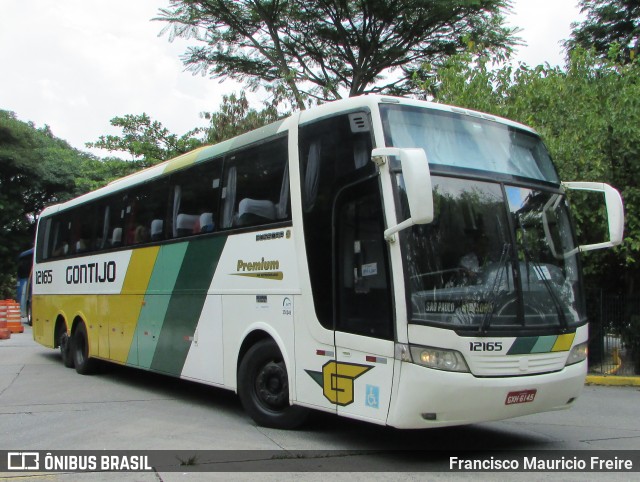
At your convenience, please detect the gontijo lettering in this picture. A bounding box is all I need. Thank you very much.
[66,261,116,284]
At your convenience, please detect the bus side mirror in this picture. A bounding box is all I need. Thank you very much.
[562,181,624,252]
[371,147,434,241]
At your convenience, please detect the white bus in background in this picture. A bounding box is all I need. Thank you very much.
[32,95,623,429]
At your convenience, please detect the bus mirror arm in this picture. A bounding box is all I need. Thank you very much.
[371,148,434,242]
[561,181,624,254]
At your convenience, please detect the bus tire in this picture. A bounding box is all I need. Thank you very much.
[59,330,74,368]
[72,322,98,375]
[238,339,308,429]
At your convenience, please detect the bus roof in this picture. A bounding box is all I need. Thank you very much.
[39,95,538,218]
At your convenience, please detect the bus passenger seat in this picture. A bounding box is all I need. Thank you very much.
[236,199,276,226]
[111,228,123,247]
[151,219,164,241]
[176,213,199,236]
[75,240,87,253]
[199,212,214,233]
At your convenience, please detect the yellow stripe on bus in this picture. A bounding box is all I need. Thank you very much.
[107,247,160,363]
[162,147,208,174]
[121,246,160,294]
[551,333,576,352]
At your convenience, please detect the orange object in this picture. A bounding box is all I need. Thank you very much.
[0,300,7,329]
[5,300,23,334]
[0,328,10,340]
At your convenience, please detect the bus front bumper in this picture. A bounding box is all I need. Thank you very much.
[386,360,586,429]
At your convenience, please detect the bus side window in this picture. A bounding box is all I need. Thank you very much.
[299,112,376,329]
[221,136,289,230]
[102,194,126,249]
[71,204,96,254]
[49,216,72,258]
[123,180,169,246]
[170,157,222,238]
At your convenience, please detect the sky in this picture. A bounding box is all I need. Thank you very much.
[0,0,584,158]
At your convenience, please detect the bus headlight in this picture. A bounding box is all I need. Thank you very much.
[408,345,469,373]
[565,341,588,366]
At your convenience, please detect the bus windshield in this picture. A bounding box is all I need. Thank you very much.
[382,104,584,332]
[380,103,559,183]
[395,177,585,331]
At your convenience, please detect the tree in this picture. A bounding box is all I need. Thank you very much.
[157,0,519,108]
[88,92,284,168]
[0,111,83,296]
[86,113,203,167]
[0,111,143,297]
[202,91,283,144]
[72,157,142,196]
[423,49,640,295]
[565,0,640,64]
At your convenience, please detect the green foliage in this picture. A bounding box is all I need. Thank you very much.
[625,316,640,372]
[86,113,203,167]
[0,111,143,297]
[566,0,640,64]
[202,91,284,144]
[87,92,284,169]
[157,0,519,107]
[72,157,141,196]
[424,49,640,293]
[0,111,79,295]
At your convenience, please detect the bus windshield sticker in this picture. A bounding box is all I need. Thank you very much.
[361,263,378,277]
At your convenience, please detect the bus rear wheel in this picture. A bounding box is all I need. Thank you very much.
[59,330,74,368]
[238,339,308,429]
[72,322,98,375]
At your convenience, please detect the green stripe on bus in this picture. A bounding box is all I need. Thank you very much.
[530,335,558,354]
[150,236,227,376]
[128,242,189,368]
[507,336,538,355]
[162,119,285,175]
[507,334,576,355]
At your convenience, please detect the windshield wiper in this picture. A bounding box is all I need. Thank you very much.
[478,242,511,334]
[517,214,569,331]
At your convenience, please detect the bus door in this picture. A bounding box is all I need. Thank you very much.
[333,178,395,424]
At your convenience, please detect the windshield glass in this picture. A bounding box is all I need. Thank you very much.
[397,176,585,331]
[380,104,559,183]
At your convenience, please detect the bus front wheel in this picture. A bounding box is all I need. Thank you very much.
[72,322,98,375]
[238,339,308,429]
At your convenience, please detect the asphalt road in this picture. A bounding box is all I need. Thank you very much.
[1,326,639,480]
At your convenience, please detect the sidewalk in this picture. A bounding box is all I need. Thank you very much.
[586,345,640,386]
[586,374,640,386]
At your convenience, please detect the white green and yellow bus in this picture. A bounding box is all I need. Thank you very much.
[32,95,624,429]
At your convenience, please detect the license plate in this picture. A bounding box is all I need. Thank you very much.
[505,389,537,405]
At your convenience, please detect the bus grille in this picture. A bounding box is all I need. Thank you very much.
[468,352,568,377]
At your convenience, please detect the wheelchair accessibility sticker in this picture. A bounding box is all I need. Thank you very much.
[365,385,379,409]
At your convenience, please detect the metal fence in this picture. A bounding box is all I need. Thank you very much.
[586,288,640,376]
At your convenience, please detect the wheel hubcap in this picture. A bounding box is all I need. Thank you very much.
[256,361,288,409]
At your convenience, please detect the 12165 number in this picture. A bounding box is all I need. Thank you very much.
[35,269,53,285]
[469,341,503,352]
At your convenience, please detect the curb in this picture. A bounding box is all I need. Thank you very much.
[585,375,640,387]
